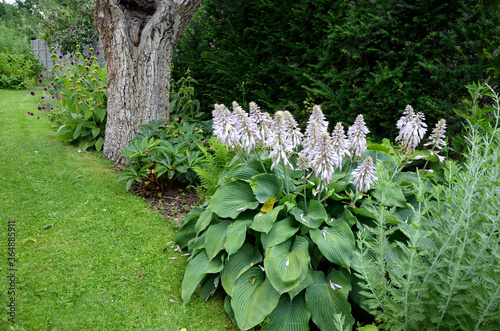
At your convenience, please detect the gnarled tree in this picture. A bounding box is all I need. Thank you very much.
[93,0,203,163]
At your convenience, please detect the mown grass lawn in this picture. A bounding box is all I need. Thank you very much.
[0,88,236,330]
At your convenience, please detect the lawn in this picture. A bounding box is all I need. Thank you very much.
[0,88,236,330]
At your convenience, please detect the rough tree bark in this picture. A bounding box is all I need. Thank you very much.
[93,0,203,164]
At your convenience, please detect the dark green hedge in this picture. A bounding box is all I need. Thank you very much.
[173,0,500,138]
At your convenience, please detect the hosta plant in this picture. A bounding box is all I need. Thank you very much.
[176,101,447,330]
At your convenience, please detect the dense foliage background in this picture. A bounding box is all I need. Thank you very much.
[173,0,500,138]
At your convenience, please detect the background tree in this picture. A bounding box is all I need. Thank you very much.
[92,0,203,164]
[174,0,500,138]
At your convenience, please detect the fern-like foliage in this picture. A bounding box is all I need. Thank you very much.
[354,86,500,330]
[193,136,236,194]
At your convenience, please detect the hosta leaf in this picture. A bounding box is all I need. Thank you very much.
[310,223,355,269]
[250,173,283,203]
[200,274,219,301]
[231,267,280,330]
[305,270,354,331]
[372,185,408,208]
[175,206,204,249]
[224,219,252,256]
[226,163,260,181]
[205,221,231,260]
[288,267,314,300]
[224,296,237,326]
[290,199,327,228]
[261,216,299,250]
[208,180,259,219]
[261,292,311,331]
[221,243,263,296]
[194,208,214,235]
[264,236,310,295]
[251,205,284,233]
[182,250,224,304]
[261,197,276,213]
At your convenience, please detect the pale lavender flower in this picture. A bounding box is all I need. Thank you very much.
[331,122,350,163]
[231,101,260,153]
[296,153,310,171]
[267,111,301,169]
[396,105,415,130]
[351,156,378,194]
[249,101,271,144]
[395,107,427,154]
[424,119,447,162]
[348,115,369,158]
[310,132,340,185]
[302,105,328,156]
[212,104,236,147]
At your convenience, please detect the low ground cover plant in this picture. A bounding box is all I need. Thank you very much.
[32,45,107,151]
[175,99,449,330]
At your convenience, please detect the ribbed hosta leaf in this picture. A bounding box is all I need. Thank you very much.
[261,216,300,250]
[231,267,280,330]
[264,236,310,294]
[310,223,355,269]
[251,205,284,233]
[290,199,327,228]
[175,206,204,248]
[261,292,311,331]
[224,220,252,256]
[205,221,231,260]
[182,250,224,304]
[221,243,263,296]
[226,163,261,181]
[305,270,354,331]
[208,180,259,218]
[250,173,283,203]
[200,274,219,301]
[288,267,314,300]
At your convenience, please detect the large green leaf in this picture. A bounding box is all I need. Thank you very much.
[288,267,314,300]
[231,267,280,330]
[305,270,354,331]
[182,250,224,304]
[290,199,327,228]
[261,292,311,331]
[224,220,253,256]
[208,180,259,218]
[265,236,310,295]
[221,243,263,296]
[200,274,219,301]
[250,205,284,233]
[205,221,231,260]
[372,185,408,208]
[310,223,355,269]
[175,206,204,249]
[226,163,261,181]
[250,173,283,203]
[261,216,299,250]
[194,208,214,235]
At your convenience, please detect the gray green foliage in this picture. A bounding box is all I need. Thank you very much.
[354,85,500,330]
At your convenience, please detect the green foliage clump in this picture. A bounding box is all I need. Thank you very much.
[175,101,448,330]
[175,0,500,138]
[119,119,212,191]
[355,84,500,330]
[0,51,44,88]
[35,45,108,151]
[170,69,203,122]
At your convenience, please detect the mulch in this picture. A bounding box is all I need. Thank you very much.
[129,182,201,228]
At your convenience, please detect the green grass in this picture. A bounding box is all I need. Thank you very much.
[0,88,236,330]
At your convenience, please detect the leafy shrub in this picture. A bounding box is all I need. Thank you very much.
[170,69,203,122]
[34,45,108,151]
[0,51,44,87]
[175,101,447,330]
[355,85,500,330]
[0,23,30,53]
[118,119,212,191]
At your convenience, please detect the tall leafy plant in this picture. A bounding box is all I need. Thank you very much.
[176,101,447,330]
[354,85,500,330]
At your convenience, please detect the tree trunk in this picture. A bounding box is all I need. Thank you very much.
[93,0,203,164]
